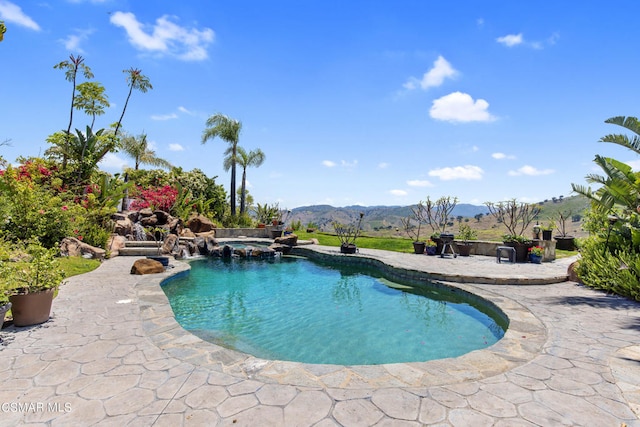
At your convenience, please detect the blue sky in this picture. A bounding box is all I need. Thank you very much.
[1,1,639,209]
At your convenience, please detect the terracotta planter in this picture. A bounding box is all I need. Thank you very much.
[9,289,55,327]
[257,223,266,229]
[412,241,426,254]
[340,243,357,254]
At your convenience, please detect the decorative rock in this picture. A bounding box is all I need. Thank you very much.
[130,259,164,275]
[140,215,158,227]
[60,237,106,260]
[153,210,170,225]
[113,217,133,236]
[275,234,298,246]
[186,214,216,233]
[568,260,580,283]
[181,228,196,238]
[138,208,153,218]
[167,217,182,235]
[127,211,139,223]
[106,235,128,257]
[162,234,179,255]
[204,235,218,253]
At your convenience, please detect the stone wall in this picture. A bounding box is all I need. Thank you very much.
[212,227,271,238]
[461,240,556,261]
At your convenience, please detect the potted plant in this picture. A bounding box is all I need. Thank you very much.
[486,199,540,263]
[145,226,170,266]
[529,245,544,263]
[425,239,438,255]
[554,210,576,250]
[333,212,365,254]
[254,202,279,229]
[0,20,6,42]
[5,241,66,327]
[401,201,427,254]
[542,222,554,241]
[455,224,477,256]
[269,207,290,239]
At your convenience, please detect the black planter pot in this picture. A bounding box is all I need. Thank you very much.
[542,230,552,241]
[555,236,576,251]
[457,243,472,257]
[340,243,357,254]
[147,255,170,266]
[412,241,426,254]
[504,241,533,263]
[425,246,437,255]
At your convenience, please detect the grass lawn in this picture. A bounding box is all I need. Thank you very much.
[59,256,102,278]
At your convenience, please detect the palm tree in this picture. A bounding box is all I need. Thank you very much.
[120,132,172,171]
[54,55,94,169]
[235,147,265,214]
[202,113,242,216]
[113,68,153,138]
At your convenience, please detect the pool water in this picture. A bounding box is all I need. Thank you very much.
[162,256,506,365]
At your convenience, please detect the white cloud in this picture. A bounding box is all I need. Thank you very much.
[496,33,523,47]
[407,179,433,187]
[428,165,484,181]
[403,55,458,90]
[492,152,515,160]
[169,143,184,151]
[151,113,178,121]
[322,160,336,168]
[99,153,129,171]
[0,1,40,31]
[497,32,559,49]
[341,160,358,168]
[508,165,554,176]
[109,12,215,61]
[390,189,408,196]
[178,106,193,115]
[59,29,94,53]
[378,162,389,169]
[430,92,496,123]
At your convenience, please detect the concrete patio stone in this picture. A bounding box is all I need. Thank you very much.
[0,246,639,426]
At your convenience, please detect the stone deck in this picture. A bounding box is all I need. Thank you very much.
[1,246,639,426]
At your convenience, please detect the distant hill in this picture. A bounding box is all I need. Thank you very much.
[289,195,590,237]
[290,203,490,233]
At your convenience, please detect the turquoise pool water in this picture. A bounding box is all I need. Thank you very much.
[162,256,506,365]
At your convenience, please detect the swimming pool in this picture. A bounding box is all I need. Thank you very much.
[162,256,506,365]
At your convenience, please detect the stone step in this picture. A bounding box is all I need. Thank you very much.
[124,241,160,248]
[118,247,165,256]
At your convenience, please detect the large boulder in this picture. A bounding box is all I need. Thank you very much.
[153,210,170,225]
[275,234,298,246]
[186,214,216,234]
[130,258,164,275]
[138,208,153,218]
[568,260,580,283]
[113,217,133,236]
[60,237,106,260]
[140,215,158,227]
[106,235,128,257]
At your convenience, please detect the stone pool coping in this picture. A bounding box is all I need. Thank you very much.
[137,245,555,389]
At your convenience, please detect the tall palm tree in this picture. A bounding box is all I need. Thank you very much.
[54,54,93,169]
[202,113,242,216]
[113,68,153,138]
[120,132,172,171]
[235,146,265,214]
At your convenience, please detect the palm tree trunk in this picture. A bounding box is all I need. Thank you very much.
[240,168,247,214]
[230,162,237,216]
[114,85,133,139]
